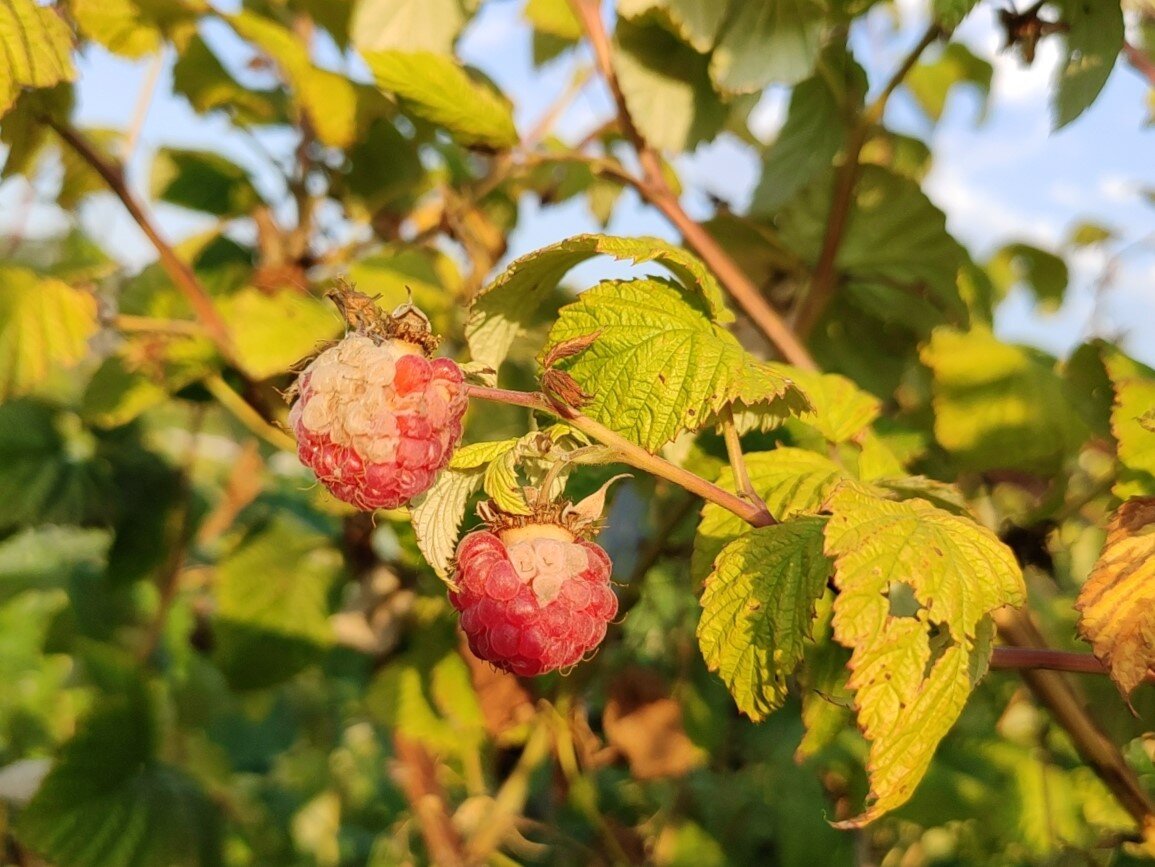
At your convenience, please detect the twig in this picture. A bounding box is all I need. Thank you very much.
[990,646,1154,683]
[567,0,818,372]
[793,23,942,339]
[122,51,164,162]
[994,609,1155,842]
[1124,41,1155,89]
[465,384,774,527]
[45,119,239,363]
[391,733,468,867]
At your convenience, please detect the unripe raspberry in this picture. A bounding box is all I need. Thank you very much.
[450,522,617,677]
[288,284,468,510]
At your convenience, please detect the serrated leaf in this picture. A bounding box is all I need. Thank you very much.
[218,287,339,380]
[698,517,831,720]
[229,11,356,147]
[823,482,1024,824]
[483,448,532,515]
[466,233,732,373]
[0,266,98,401]
[543,278,803,451]
[363,49,517,149]
[788,369,880,443]
[714,358,812,434]
[411,468,484,579]
[1053,0,1122,129]
[16,679,221,866]
[987,242,1068,310]
[612,18,726,152]
[213,516,341,689]
[450,438,519,470]
[905,42,992,124]
[1076,497,1155,700]
[1104,347,1155,499]
[0,0,75,117]
[709,0,824,94]
[692,447,847,581]
[151,147,262,218]
[351,0,465,54]
[922,326,1089,474]
[617,0,730,52]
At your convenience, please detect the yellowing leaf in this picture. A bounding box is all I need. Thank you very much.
[789,369,880,443]
[483,447,532,515]
[71,0,164,58]
[0,267,98,400]
[229,11,356,147]
[823,482,1024,824]
[218,287,339,380]
[466,233,733,373]
[351,0,465,54]
[411,468,484,579]
[543,278,804,451]
[1076,497,1155,700]
[1104,347,1155,499]
[0,0,75,116]
[698,517,831,720]
[692,446,847,582]
[363,50,518,149]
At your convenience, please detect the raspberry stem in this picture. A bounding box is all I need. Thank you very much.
[465,385,776,528]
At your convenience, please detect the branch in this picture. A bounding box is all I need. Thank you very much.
[45,118,239,363]
[994,609,1155,841]
[990,646,1155,683]
[793,24,941,339]
[567,0,818,372]
[391,733,468,867]
[465,384,774,527]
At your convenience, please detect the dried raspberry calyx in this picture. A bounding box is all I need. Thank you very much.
[287,280,467,511]
[450,500,618,677]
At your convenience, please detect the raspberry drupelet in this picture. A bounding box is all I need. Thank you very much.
[287,282,468,510]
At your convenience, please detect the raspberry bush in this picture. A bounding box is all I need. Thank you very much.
[3,0,1155,865]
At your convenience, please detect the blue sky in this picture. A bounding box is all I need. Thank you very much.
[2,0,1153,365]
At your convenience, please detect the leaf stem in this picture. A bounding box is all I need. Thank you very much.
[204,374,297,452]
[793,23,942,339]
[567,0,818,371]
[465,385,774,527]
[720,407,769,517]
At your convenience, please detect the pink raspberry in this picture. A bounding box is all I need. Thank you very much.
[450,524,618,676]
[288,333,467,510]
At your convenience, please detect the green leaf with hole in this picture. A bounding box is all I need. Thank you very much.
[922,326,1089,474]
[0,267,98,401]
[710,0,825,93]
[543,278,804,451]
[17,677,222,866]
[698,517,831,720]
[364,49,517,149]
[692,447,847,581]
[467,233,732,373]
[0,0,75,116]
[823,482,1024,825]
[213,516,342,689]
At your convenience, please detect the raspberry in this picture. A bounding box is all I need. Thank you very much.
[288,291,468,510]
[450,524,618,676]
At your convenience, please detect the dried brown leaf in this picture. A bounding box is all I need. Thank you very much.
[603,669,705,780]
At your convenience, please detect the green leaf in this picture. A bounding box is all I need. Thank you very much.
[449,438,519,470]
[213,516,342,689]
[351,0,466,54]
[411,468,485,579]
[0,266,98,401]
[1068,222,1115,247]
[172,34,284,124]
[150,148,262,218]
[0,0,75,117]
[543,278,803,451]
[218,287,340,380]
[709,0,825,93]
[483,447,532,515]
[692,447,847,581]
[922,326,1089,474]
[987,242,1069,311]
[905,42,992,124]
[0,401,114,531]
[339,117,424,216]
[16,679,222,866]
[526,0,581,41]
[698,517,831,720]
[1053,0,1123,129]
[612,18,726,152]
[617,0,730,52]
[71,0,165,58]
[229,11,357,147]
[788,369,881,443]
[363,49,517,149]
[751,55,858,215]
[466,233,732,373]
[780,165,967,317]
[0,525,110,604]
[721,358,813,434]
[1103,347,1155,499]
[823,482,1024,824]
